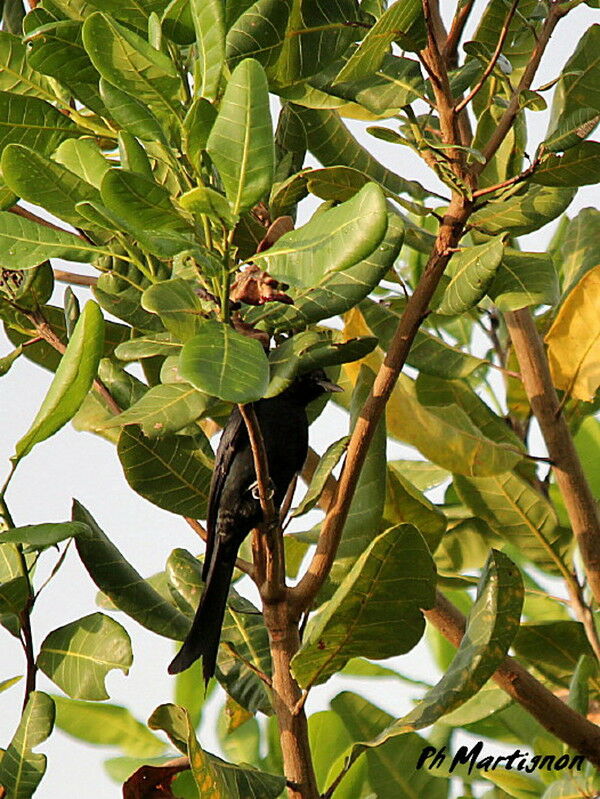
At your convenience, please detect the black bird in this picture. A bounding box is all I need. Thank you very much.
[168,369,341,682]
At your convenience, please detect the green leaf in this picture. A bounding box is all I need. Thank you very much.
[225,0,292,72]
[384,469,446,553]
[100,383,210,438]
[0,90,78,157]
[454,472,562,574]
[37,612,132,700]
[310,54,425,118]
[206,58,273,214]
[0,541,29,615]
[437,237,505,315]
[335,0,424,83]
[84,0,169,31]
[191,0,224,100]
[82,12,183,126]
[0,692,55,799]
[487,248,559,311]
[543,107,600,153]
[114,332,181,361]
[141,278,206,341]
[99,79,167,144]
[283,105,426,199]
[359,299,485,379]
[53,138,110,190]
[387,377,522,476]
[247,210,404,331]
[0,31,54,99]
[532,141,600,187]
[101,168,190,234]
[0,212,101,269]
[15,301,104,461]
[292,436,348,517]
[179,319,269,403]
[344,550,522,772]
[549,25,600,131]
[512,621,594,689]
[266,330,376,398]
[25,19,105,115]
[308,711,353,793]
[2,143,101,228]
[148,703,285,797]
[266,0,358,85]
[73,500,191,641]
[52,695,165,757]
[389,460,449,492]
[332,692,448,799]
[179,185,236,226]
[471,185,575,238]
[541,775,600,799]
[561,207,600,292]
[182,97,217,171]
[253,182,387,287]
[117,426,213,518]
[0,521,89,551]
[162,0,195,43]
[292,525,435,688]
[0,344,22,376]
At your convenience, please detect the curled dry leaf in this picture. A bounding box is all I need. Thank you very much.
[231,312,270,350]
[230,264,294,306]
[123,760,189,799]
[256,215,294,253]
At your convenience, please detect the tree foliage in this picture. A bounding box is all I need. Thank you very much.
[1,1,600,798]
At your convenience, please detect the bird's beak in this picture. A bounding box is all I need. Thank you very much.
[317,377,344,393]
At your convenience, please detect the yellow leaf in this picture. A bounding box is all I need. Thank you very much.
[545,264,600,401]
[342,307,383,386]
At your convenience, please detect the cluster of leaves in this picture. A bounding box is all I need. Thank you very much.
[0,0,599,798]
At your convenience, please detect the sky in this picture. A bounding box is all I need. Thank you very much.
[0,4,598,797]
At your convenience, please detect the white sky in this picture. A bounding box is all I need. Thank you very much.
[0,4,598,797]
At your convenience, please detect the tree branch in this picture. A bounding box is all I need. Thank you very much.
[505,309,600,609]
[473,4,566,174]
[53,270,98,287]
[443,0,476,69]
[290,195,473,614]
[454,0,519,114]
[9,205,92,244]
[426,591,600,767]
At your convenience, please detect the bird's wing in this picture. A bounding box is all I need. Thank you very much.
[203,407,246,579]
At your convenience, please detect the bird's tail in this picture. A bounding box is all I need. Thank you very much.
[168,547,235,683]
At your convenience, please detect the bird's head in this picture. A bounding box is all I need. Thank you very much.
[288,368,343,406]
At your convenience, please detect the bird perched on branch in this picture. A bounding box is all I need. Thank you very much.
[168,369,342,682]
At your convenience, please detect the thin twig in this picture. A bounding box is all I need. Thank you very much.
[184,516,253,577]
[443,0,476,68]
[472,158,541,199]
[473,5,566,174]
[455,0,519,114]
[53,270,98,287]
[9,205,91,244]
[221,641,273,687]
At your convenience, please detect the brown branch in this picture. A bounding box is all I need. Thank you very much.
[184,516,253,578]
[505,308,600,617]
[426,591,600,767]
[473,4,566,174]
[454,0,520,114]
[419,0,463,169]
[262,601,319,799]
[290,195,473,614]
[9,205,91,243]
[53,270,98,287]
[472,157,540,199]
[443,0,476,69]
[221,640,272,687]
